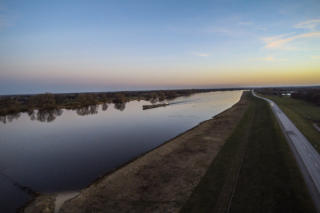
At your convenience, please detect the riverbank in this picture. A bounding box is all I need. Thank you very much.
[181,92,315,212]
[23,92,248,213]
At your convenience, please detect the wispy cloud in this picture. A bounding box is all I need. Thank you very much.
[255,56,287,62]
[237,20,268,31]
[261,19,320,50]
[192,52,209,57]
[206,26,253,37]
[294,19,320,31]
[238,21,253,26]
[256,26,268,31]
[207,27,233,35]
[262,32,320,49]
[260,56,274,61]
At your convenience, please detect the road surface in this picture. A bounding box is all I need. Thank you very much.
[252,91,320,212]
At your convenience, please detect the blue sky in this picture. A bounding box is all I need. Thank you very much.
[0,0,320,94]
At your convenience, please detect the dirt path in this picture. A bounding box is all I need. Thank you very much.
[23,93,248,213]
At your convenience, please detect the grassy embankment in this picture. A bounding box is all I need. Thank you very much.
[181,93,315,213]
[260,94,320,153]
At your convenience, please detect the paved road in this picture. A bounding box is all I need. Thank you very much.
[252,91,320,212]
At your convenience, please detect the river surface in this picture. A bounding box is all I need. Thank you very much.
[0,90,242,212]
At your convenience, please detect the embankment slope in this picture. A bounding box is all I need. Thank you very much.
[24,93,248,213]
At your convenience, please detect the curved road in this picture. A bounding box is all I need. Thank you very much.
[252,91,320,212]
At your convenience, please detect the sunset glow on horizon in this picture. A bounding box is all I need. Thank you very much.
[0,0,320,94]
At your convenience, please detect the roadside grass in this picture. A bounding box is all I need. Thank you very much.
[180,92,315,213]
[262,94,320,153]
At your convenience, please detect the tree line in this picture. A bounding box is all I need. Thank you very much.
[255,87,320,106]
[0,89,235,116]
[291,89,320,106]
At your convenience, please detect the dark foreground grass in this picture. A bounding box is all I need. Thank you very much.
[180,92,315,213]
[261,94,320,153]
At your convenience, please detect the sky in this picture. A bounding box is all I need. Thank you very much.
[0,0,320,94]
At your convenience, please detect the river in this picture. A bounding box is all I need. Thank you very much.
[0,90,242,212]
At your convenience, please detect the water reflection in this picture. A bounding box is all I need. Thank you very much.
[27,110,36,120]
[102,103,108,111]
[150,98,158,104]
[114,102,126,111]
[0,113,21,124]
[1,104,113,123]
[0,98,187,124]
[76,105,99,116]
[0,109,65,124]
[33,109,63,122]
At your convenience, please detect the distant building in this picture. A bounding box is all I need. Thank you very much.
[281,92,292,96]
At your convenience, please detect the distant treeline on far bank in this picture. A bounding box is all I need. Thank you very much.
[0,88,239,116]
[256,87,320,106]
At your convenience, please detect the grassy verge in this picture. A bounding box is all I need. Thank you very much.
[260,94,320,153]
[180,92,315,213]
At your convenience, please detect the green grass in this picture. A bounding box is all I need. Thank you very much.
[261,94,320,153]
[180,92,315,213]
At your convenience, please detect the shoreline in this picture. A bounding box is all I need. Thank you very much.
[1,89,241,117]
[22,92,248,213]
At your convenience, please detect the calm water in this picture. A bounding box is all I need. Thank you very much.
[0,91,242,212]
